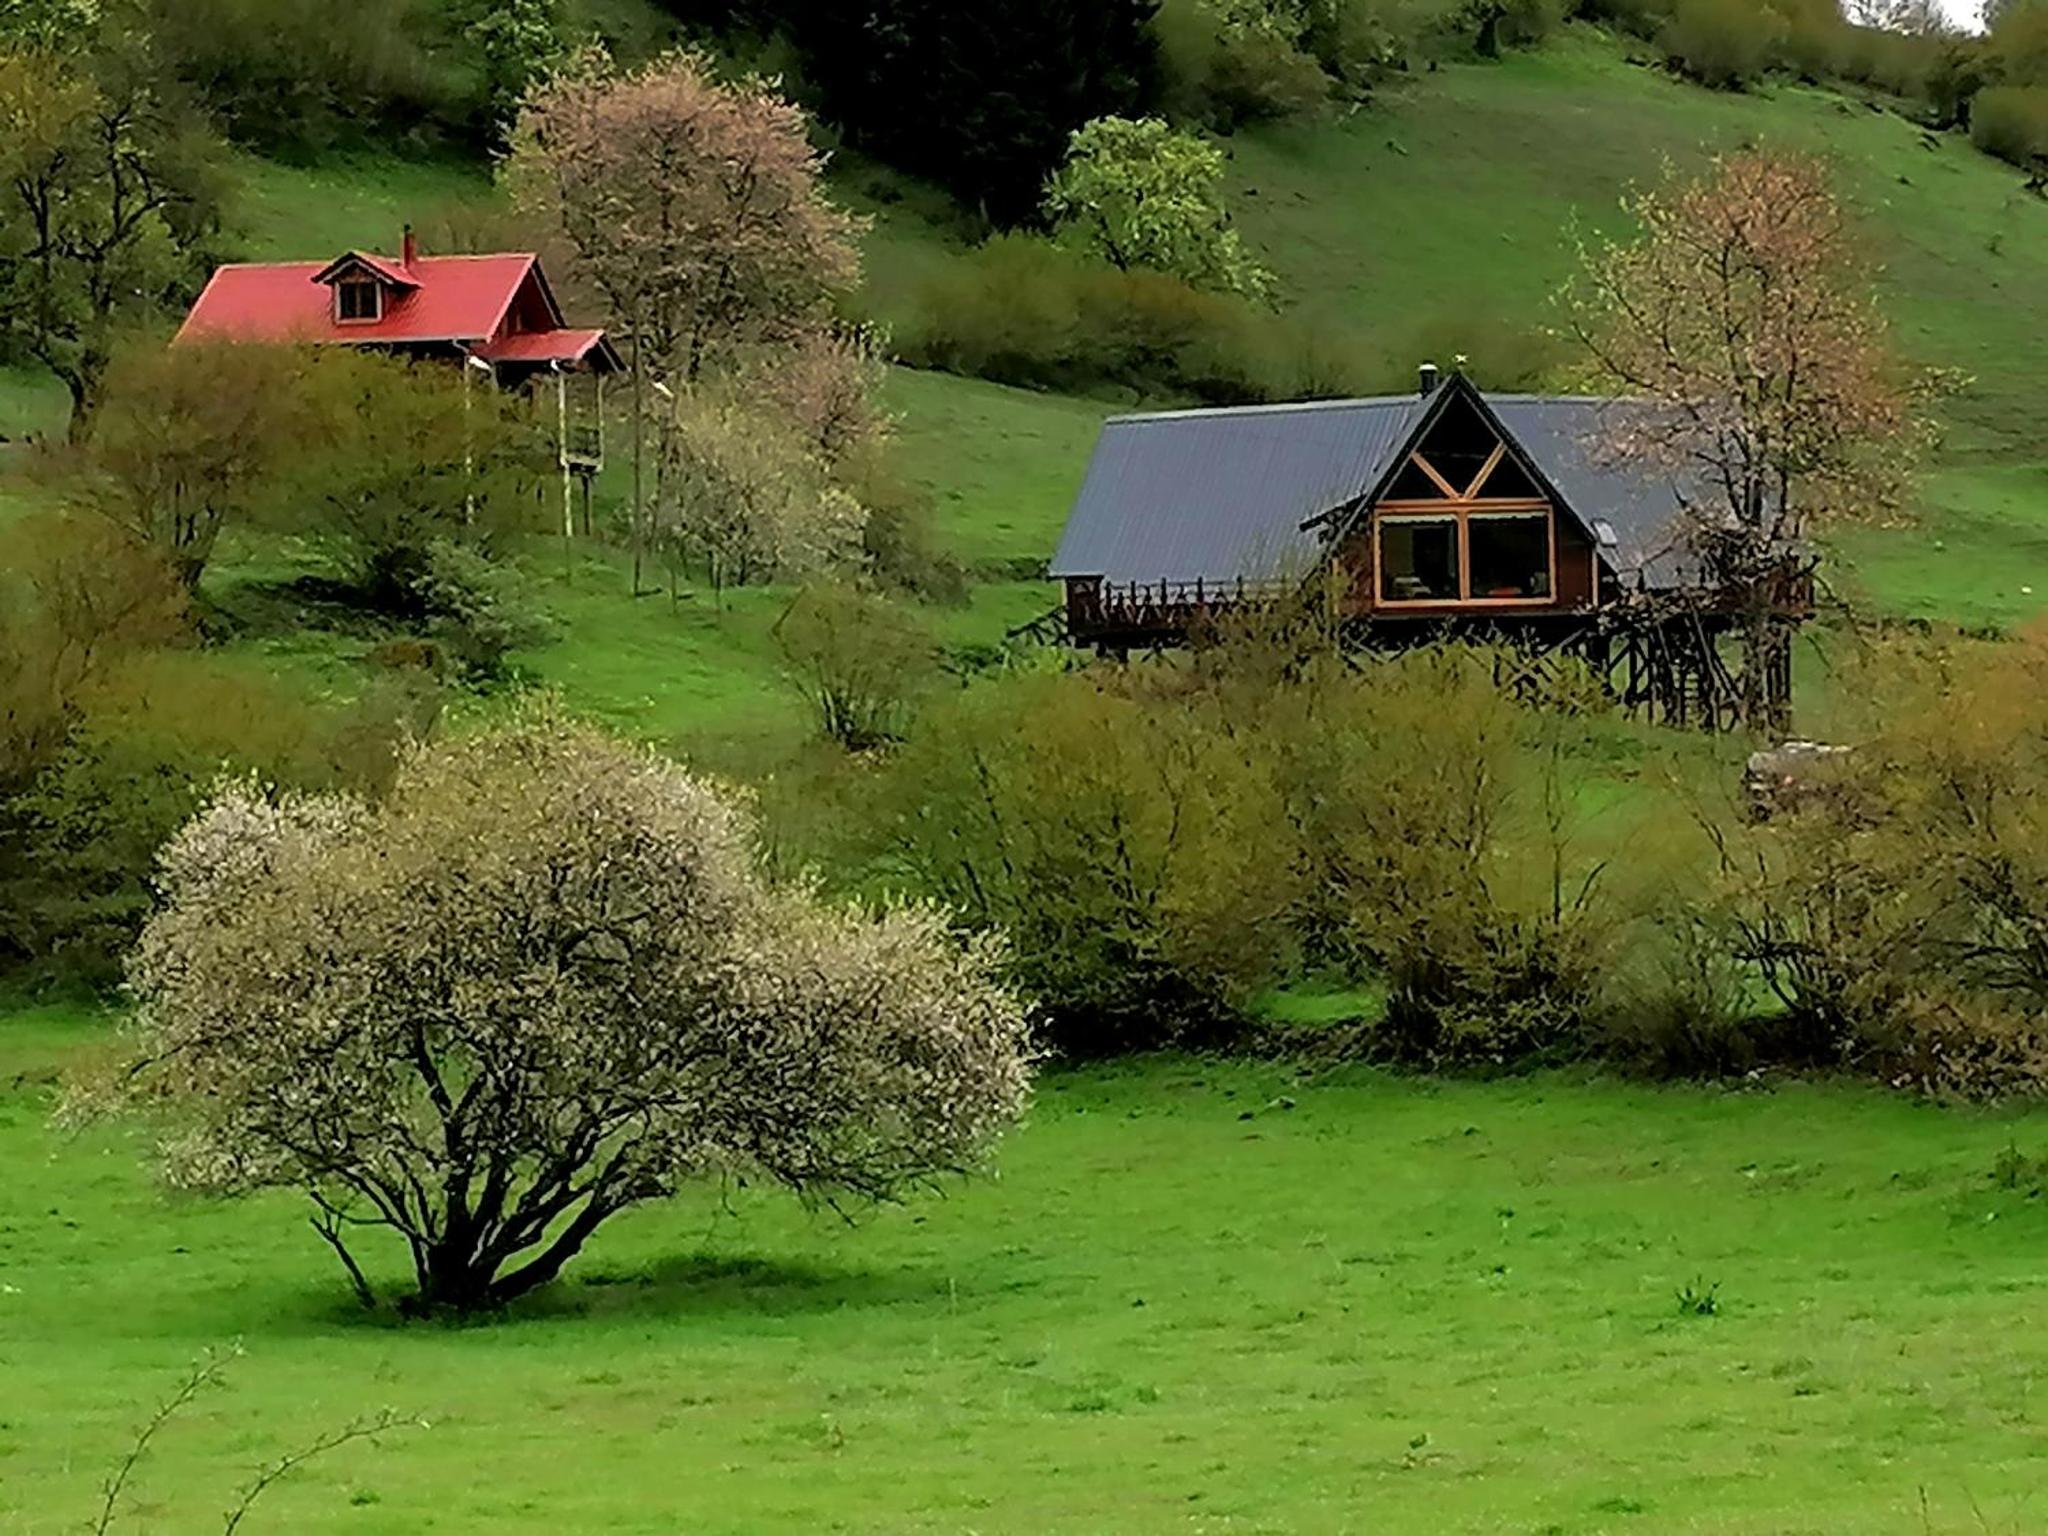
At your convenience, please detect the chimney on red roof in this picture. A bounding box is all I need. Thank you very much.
[401,224,418,270]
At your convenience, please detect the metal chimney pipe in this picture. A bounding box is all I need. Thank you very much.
[1418,360,1440,396]
[402,224,418,269]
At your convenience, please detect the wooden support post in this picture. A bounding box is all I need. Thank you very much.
[556,366,574,568]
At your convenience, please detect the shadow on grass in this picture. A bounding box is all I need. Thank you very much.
[542,1252,952,1323]
[199,573,404,645]
[226,1252,953,1340]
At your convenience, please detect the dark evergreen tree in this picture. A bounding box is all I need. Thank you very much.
[775,0,1163,225]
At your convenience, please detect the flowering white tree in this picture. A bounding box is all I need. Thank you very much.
[657,389,867,600]
[86,711,1033,1315]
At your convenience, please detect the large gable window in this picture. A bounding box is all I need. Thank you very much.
[336,277,382,323]
[1468,513,1552,600]
[1379,517,1460,602]
[1372,394,1558,606]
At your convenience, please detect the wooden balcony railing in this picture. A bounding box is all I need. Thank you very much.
[1067,577,1299,639]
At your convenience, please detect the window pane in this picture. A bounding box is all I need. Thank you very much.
[1474,453,1543,500]
[1468,515,1551,599]
[339,281,378,320]
[1383,457,1447,500]
[1417,394,1499,494]
[1379,518,1459,601]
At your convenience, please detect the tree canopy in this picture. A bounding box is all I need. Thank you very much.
[507,48,863,386]
[1044,115,1275,302]
[781,0,1163,225]
[1565,148,1929,726]
[90,710,1035,1314]
[0,18,220,438]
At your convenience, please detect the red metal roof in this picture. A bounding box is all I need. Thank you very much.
[473,329,613,366]
[177,253,549,348]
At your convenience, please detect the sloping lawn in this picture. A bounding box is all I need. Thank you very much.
[4,1010,2043,1534]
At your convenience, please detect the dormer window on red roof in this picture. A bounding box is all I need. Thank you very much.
[336,277,382,324]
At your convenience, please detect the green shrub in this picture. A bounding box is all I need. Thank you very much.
[1659,0,1784,90]
[145,0,465,152]
[1709,629,2048,1099]
[1155,0,1332,130]
[0,509,189,792]
[3,654,436,987]
[1986,1,2048,88]
[407,539,548,684]
[1575,0,1674,41]
[1971,85,2048,168]
[1771,0,1847,83]
[900,236,1377,405]
[844,454,971,603]
[774,582,937,750]
[1600,907,1780,1078]
[883,670,1297,1054]
[1478,0,1569,55]
[280,350,549,612]
[1300,651,1617,1066]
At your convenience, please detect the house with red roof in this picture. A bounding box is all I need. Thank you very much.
[177,228,620,482]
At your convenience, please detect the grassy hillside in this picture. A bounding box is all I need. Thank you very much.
[859,32,2048,629]
[3,25,2042,752]
[5,1009,2046,1535]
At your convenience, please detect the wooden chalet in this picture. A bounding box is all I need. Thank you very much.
[1051,367,1807,728]
[176,228,621,533]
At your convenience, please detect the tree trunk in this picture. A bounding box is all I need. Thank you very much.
[62,368,102,447]
[631,343,646,598]
[1735,604,1794,737]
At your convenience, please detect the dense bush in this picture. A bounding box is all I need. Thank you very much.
[851,465,971,602]
[879,630,1635,1061]
[78,340,311,589]
[139,0,588,154]
[1154,0,1336,131]
[406,538,549,683]
[774,582,936,749]
[1701,629,2048,1099]
[0,507,445,988]
[899,236,1374,404]
[1659,0,1784,90]
[740,0,1163,225]
[1295,651,1619,1065]
[279,350,550,610]
[5,656,434,985]
[884,670,1299,1054]
[0,510,188,791]
[1970,85,2048,167]
[144,0,463,152]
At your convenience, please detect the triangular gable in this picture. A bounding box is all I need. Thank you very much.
[1325,373,1605,561]
[511,258,569,332]
[311,251,419,290]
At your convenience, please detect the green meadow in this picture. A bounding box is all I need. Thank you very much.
[3,19,2046,1533]
[4,1009,2045,1535]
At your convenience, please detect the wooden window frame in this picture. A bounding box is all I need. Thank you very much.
[1465,508,1556,604]
[1373,513,1461,606]
[1372,501,1557,609]
[335,277,383,325]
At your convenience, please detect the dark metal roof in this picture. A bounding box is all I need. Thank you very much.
[1489,397,1698,590]
[1050,387,1696,591]
[1049,397,1425,586]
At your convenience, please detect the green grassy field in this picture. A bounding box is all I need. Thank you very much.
[3,1008,2044,1535]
